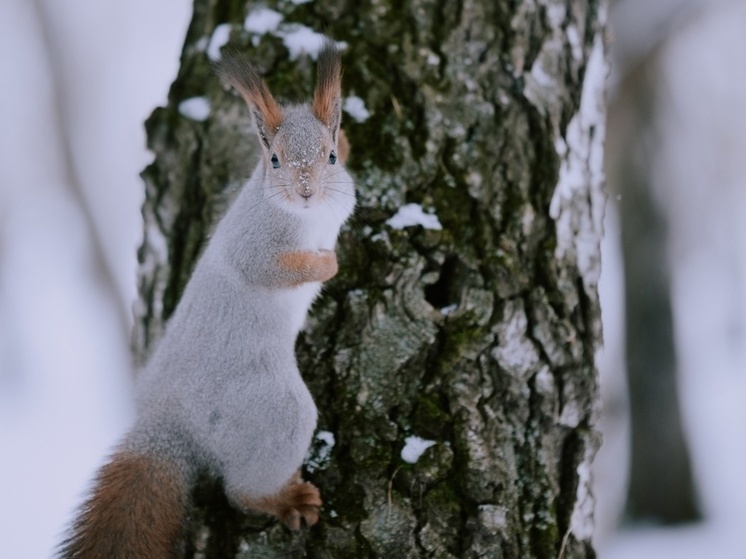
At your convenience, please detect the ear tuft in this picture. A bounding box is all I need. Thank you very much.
[215,54,283,148]
[312,39,342,140]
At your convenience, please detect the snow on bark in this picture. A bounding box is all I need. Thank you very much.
[549,32,609,293]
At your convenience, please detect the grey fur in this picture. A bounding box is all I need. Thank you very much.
[132,59,354,501]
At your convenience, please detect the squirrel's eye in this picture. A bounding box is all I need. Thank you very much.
[328,150,337,165]
[270,154,281,169]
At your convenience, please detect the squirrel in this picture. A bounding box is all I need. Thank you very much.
[58,39,355,559]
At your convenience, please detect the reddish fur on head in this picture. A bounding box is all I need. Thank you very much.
[59,451,190,559]
[216,56,284,149]
[217,39,342,149]
[312,40,342,139]
[337,128,350,164]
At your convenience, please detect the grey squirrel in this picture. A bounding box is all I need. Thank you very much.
[59,40,355,558]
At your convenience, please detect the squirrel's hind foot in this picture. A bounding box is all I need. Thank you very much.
[274,480,322,530]
[234,473,322,531]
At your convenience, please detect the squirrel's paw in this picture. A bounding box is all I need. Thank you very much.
[275,481,322,530]
[276,250,338,285]
[314,250,338,283]
[236,478,323,530]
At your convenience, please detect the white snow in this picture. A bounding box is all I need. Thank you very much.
[206,22,232,61]
[316,430,335,447]
[178,96,211,121]
[241,9,345,60]
[385,203,443,231]
[305,430,336,472]
[401,436,436,464]
[548,33,608,289]
[425,51,440,66]
[243,7,283,35]
[440,303,458,316]
[276,24,326,60]
[570,453,595,540]
[604,523,744,559]
[343,95,371,123]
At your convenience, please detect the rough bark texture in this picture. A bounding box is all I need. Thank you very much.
[134,1,608,557]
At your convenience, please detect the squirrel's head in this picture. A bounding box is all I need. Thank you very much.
[217,40,352,213]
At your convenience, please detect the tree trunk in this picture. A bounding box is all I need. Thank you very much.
[134,1,608,557]
[608,52,700,525]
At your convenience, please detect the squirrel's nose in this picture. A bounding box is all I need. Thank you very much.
[296,173,317,198]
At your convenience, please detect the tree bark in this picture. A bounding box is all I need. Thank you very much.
[134,1,608,557]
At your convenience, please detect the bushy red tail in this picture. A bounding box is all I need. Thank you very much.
[59,449,191,559]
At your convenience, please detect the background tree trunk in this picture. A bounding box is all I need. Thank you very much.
[133,1,608,557]
[608,56,700,525]
[603,2,701,525]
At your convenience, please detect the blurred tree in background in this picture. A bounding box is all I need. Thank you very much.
[605,0,702,526]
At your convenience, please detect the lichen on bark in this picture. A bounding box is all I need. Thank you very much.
[134,0,609,557]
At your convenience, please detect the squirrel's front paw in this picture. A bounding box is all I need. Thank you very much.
[314,250,338,282]
[276,250,338,285]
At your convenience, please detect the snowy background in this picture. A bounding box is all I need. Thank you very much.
[1,0,744,557]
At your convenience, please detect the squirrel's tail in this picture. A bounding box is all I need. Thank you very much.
[58,438,195,559]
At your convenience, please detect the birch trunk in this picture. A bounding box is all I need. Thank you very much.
[134,1,609,556]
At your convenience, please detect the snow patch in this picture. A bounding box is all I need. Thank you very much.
[305,430,335,472]
[207,23,232,61]
[178,97,211,122]
[316,429,335,447]
[559,402,582,428]
[244,7,283,35]
[548,34,608,289]
[534,366,555,395]
[440,304,458,316]
[401,436,436,464]
[386,203,443,231]
[343,95,371,123]
[242,12,346,61]
[276,25,326,60]
[570,447,596,540]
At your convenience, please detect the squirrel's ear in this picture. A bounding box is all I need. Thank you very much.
[312,39,342,143]
[215,55,283,149]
